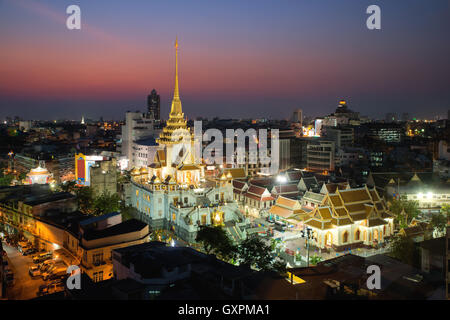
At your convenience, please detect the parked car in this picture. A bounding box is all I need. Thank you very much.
[41,261,66,277]
[47,280,66,294]
[42,266,67,281]
[23,248,37,256]
[37,284,49,296]
[29,265,41,277]
[18,241,31,253]
[39,260,55,271]
[33,252,53,264]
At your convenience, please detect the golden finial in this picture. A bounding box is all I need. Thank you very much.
[171,36,181,109]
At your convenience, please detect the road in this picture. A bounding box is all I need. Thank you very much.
[3,243,45,300]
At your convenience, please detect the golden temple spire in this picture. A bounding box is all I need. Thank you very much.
[170,36,182,115]
[156,37,191,146]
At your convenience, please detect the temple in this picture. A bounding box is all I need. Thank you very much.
[129,38,248,243]
[302,186,394,251]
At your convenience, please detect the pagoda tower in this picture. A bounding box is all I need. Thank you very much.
[156,37,194,168]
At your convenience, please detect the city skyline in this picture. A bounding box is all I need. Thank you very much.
[1,0,449,121]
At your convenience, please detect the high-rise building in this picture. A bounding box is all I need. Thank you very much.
[120,111,159,169]
[401,113,411,122]
[147,89,161,120]
[385,113,398,122]
[307,139,335,172]
[366,123,403,143]
[322,126,354,149]
[292,109,302,126]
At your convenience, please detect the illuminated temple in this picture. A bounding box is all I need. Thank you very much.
[129,38,249,243]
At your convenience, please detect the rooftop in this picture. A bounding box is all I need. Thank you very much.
[82,219,147,241]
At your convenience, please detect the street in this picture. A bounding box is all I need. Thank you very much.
[3,243,45,300]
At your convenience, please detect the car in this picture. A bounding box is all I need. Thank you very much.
[18,241,31,253]
[40,262,58,275]
[42,266,67,281]
[47,280,66,294]
[37,284,49,296]
[29,265,41,277]
[33,252,53,264]
[23,248,37,256]
[39,260,55,271]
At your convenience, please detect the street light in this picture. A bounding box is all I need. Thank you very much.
[276,175,287,184]
[276,174,287,198]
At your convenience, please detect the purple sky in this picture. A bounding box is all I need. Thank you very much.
[0,0,449,121]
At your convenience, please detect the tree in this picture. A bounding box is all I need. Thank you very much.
[61,180,76,193]
[389,199,420,228]
[0,173,14,186]
[120,205,136,221]
[441,204,450,223]
[271,258,287,275]
[390,235,419,266]
[310,255,323,265]
[117,171,130,184]
[430,212,447,236]
[195,226,236,262]
[402,200,420,225]
[75,187,95,214]
[237,236,273,271]
[93,192,120,216]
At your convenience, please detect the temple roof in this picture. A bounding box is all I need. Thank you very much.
[156,37,191,146]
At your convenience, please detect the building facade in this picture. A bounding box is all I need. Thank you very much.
[307,140,335,173]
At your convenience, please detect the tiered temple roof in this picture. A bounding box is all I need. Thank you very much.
[304,186,393,230]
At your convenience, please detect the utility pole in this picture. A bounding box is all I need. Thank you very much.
[301,227,313,267]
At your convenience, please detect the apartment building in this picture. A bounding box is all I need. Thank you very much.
[307,140,335,173]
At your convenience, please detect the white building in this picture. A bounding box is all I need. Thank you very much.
[398,174,450,211]
[132,137,162,169]
[120,111,160,169]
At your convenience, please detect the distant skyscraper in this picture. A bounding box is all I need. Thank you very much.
[401,113,411,122]
[147,89,161,120]
[385,113,397,122]
[292,109,302,126]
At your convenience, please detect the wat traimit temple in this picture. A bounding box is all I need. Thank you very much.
[129,39,248,243]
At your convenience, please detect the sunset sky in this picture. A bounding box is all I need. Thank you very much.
[0,0,449,121]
